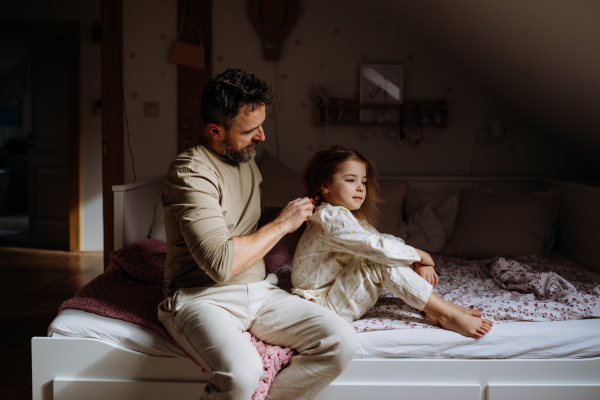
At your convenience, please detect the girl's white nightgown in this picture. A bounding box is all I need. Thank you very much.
[291,202,433,322]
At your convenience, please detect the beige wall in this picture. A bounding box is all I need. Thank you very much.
[125,0,578,182]
[1,1,103,250]
[4,0,591,250]
[212,0,580,178]
[361,0,599,178]
[122,0,177,184]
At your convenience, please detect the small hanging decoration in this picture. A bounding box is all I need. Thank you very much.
[168,0,206,69]
[247,0,299,61]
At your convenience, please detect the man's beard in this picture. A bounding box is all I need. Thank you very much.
[219,132,258,163]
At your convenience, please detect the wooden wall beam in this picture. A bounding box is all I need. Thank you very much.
[101,0,124,268]
[67,23,82,252]
[177,0,213,153]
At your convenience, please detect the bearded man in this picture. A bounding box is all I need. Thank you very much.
[158,69,357,400]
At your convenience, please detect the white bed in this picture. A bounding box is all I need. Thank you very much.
[32,176,600,400]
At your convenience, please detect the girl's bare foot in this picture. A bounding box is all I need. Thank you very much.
[423,292,492,338]
[437,310,493,338]
[447,302,482,317]
[426,301,481,323]
[426,313,438,323]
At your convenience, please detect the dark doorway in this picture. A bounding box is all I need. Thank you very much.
[0,23,81,251]
[0,40,34,246]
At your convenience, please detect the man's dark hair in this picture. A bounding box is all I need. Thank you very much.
[201,68,273,131]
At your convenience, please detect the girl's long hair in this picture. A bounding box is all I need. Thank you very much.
[303,145,382,227]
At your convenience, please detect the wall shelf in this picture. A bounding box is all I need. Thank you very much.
[316,98,448,129]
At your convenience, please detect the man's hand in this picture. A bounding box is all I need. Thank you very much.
[415,263,439,286]
[275,197,317,233]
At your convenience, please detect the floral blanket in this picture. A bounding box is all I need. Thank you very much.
[59,239,294,400]
[275,254,600,332]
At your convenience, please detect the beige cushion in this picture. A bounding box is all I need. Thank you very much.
[443,189,559,259]
[398,186,460,252]
[434,195,460,238]
[398,204,447,253]
[404,186,461,238]
[376,181,408,235]
[398,192,459,253]
[256,150,304,208]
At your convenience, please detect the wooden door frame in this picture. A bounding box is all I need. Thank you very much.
[0,22,82,252]
[101,0,124,268]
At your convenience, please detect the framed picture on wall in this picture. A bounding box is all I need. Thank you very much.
[359,64,403,122]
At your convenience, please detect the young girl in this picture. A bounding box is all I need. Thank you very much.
[291,145,493,338]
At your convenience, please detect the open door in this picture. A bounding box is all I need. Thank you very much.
[28,39,70,248]
[0,22,80,251]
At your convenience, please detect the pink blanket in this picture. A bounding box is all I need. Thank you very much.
[59,239,294,400]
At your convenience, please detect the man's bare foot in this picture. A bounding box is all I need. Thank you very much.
[437,310,493,338]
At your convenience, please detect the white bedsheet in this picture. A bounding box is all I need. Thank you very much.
[49,309,600,359]
[355,318,600,359]
[49,309,185,357]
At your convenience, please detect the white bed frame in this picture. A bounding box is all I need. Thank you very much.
[32,176,600,400]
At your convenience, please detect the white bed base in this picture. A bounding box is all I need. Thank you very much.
[32,336,600,400]
[31,176,600,400]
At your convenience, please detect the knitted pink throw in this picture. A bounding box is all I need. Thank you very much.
[59,239,294,400]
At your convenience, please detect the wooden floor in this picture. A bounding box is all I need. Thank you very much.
[0,246,103,400]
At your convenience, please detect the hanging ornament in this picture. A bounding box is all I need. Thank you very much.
[248,0,299,60]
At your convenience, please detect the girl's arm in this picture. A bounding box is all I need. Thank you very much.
[413,249,438,286]
[414,248,434,267]
[317,205,421,267]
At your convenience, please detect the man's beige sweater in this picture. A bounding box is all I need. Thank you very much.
[162,143,266,297]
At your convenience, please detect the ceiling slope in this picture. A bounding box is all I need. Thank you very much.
[363,0,600,176]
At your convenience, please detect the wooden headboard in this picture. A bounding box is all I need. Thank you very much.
[113,176,600,273]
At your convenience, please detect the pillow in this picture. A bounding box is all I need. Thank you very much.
[404,186,462,217]
[397,204,447,253]
[433,194,460,238]
[442,189,559,259]
[403,186,461,238]
[477,186,560,253]
[149,193,167,243]
[256,150,304,208]
[376,181,408,235]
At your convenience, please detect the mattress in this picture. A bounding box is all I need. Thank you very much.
[49,309,185,357]
[49,252,600,360]
[49,309,600,360]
